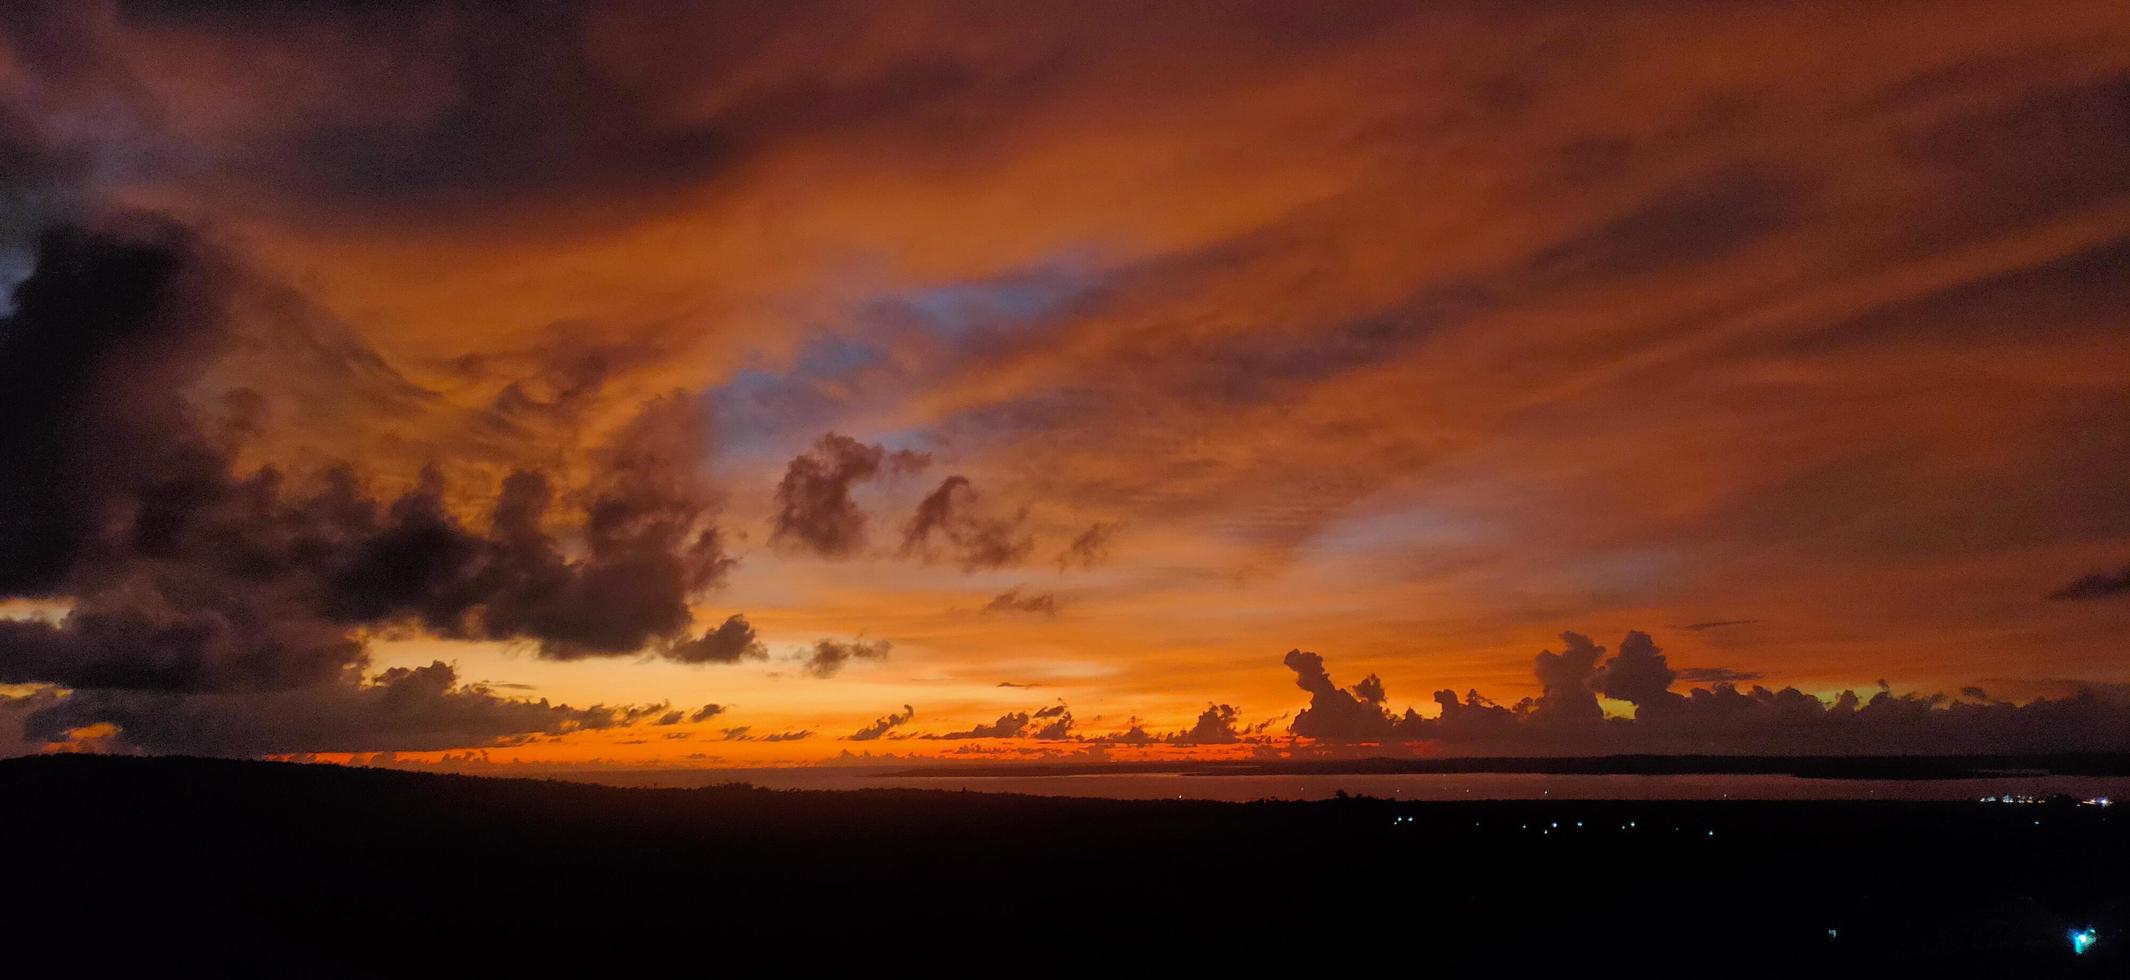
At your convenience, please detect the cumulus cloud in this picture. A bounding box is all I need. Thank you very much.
[1280,631,2130,754]
[768,433,888,559]
[1170,704,1242,745]
[1532,632,1607,724]
[980,588,1059,617]
[848,704,914,741]
[668,615,767,664]
[0,218,763,754]
[900,476,1033,571]
[795,637,892,679]
[1284,649,1415,740]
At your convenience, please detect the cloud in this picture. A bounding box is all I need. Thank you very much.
[719,726,812,742]
[900,476,1033,571]
[1169,704,1242,745]
[936,711,1032,739]
[1054,523,1116,571]
[980,588,1059,617]
[848,704,914,741]
[687,703,727,724]
[0,218,761,753]
[1676,620,1759,631]
[668,615,768,664]
[1281,631,2130,754]
[2050,567,2130,601]
[1283,649,1415,740]
[795,637,892,679]
[768,433,888,559]
[15,660,656,756]
[1028,703,1074,740]
[1531,632,1607,724]
[0,688,63,758]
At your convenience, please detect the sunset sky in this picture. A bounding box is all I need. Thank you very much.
[3,0,2129,767]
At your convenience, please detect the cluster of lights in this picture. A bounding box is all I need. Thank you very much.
[1979,794,2113,807]
[2070,927,2098,956]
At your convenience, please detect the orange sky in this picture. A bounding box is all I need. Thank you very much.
[3,1,2129,766]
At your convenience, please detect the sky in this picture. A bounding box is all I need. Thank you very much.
[2,0,2129,767]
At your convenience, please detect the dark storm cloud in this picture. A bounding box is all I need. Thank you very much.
[0,216,226,598]
[769,433,888,558]
[1280,632,2130,754]
[848,704,914,741]
[2050,567,2130,601]
[981,588,1059,617]
[900,476,1033,571]
[1054,523,1116,571]
[16,660,649,756]
[796,637,892,679]
[0,218,759,753]
[0,219,749,668]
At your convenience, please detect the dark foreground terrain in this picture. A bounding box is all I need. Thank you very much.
[4,755,2124,976]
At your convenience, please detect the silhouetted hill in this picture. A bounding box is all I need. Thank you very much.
[3,755,2124,976]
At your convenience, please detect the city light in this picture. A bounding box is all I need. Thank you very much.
[2070,928,2097,956]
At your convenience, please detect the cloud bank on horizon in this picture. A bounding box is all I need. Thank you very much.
[2,0,2129,763]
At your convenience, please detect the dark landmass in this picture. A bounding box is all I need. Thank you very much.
[4,755,2124,976]
[887,752,2130,780]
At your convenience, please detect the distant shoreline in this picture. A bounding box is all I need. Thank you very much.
[883,753,2130,781]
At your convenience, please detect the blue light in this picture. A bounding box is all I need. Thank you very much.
[2071,928,2097,956]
